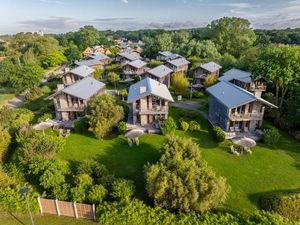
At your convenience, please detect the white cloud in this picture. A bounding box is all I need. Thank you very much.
[223,3,253,9]
[120,0,129,4]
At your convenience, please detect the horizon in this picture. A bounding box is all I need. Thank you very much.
[1,0,300,35]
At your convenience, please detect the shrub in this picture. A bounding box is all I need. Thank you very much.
[77,160,108,179]
[0,126,11,161]
[25,86,43,102]
[88,184,107,204]
[180,121,189,131]
[73,117,89,133]
[171,72,189,96]
[160,117,177,135]
[263,127,281,146]
[111,179,135,203]
[259,191,300,221]
[212,126,225,142]
[88,94,124,139]
[37,113,52,123]
[189,121,201,131]
[193,90,205,98]
[203,74,217,88]
[118,121,127,134]
[145,135,229,212]
[70,173,93,203]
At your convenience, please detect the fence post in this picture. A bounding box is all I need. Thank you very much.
[37,197,43,214]
[73,201,78,219]
[55,199,60,216]
[92,204,96,221]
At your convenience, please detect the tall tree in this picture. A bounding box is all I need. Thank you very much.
[171,72,189,96]
[77,26,100,50]
[209,17,256,57]
[252,45,300,108]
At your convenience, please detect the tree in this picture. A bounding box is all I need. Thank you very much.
[77,26,100,50]
[203,74,217,88]
[0,126,11,161]
[145,135,229,212]
[88,184,107,203]
[88,94,124,139]
[107,72,120,90]
[252,45,300,108]
[43,51,67,68]
[171,72,189,96]
[64,42,81,62]
[148,59,163,68]
[209,17,256,57]
[219,53,237,72]
[71,173,93,202]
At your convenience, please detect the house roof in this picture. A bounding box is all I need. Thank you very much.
[126,59,147,69]
[90,53,109,61]
[69,65,95,78]
[167,58,190,67]
[158,51,181,60]
[118,52,141,61]
[75,59,103,67]
[147,65,173,78]
[199,62,222,73]
[206,81,277,109]
[218,68,252,83]
[62,77,105,100]
[127,78,174,103]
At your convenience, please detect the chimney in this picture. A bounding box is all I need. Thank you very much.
[140,86,146,94]
[57,84,65,91]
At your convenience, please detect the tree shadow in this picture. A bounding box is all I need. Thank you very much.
[7,212,26,225]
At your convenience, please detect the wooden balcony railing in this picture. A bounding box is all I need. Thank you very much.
[137,106,168,115]
[57,105,85,112]
[229,112,264,121]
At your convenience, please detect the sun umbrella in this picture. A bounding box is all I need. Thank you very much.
[231,136,256,148]
[124,128,144,139]
[33,121,54,131]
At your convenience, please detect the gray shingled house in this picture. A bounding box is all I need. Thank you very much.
[86,52,110,65]
[75,59,104,70]
[127,78,174,127]
[193,62,222,86]
[206,81,277,133]
[49,77,106,121]
[156,51,181,62]
[165,57,190,74]
[115,52,141,64]
[63,65,95,86]
[144,65,173,87]
[122,59,148,79]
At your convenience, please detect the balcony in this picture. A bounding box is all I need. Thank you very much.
[123,70,138,75]
[249,84,267,92]
[137,106,168,115]
[57,105,85,112]
[194,73,206,79]
[229,112,264,121]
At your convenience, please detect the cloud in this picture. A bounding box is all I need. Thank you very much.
[120,0,129,4]
[38,0,67,5]
[92,17,135,22]
[222,3,253,9]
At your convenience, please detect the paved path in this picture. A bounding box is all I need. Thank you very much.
[170,100,209,120]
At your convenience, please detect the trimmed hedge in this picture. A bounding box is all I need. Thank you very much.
[259,191,300,221]
[211,126,225,142]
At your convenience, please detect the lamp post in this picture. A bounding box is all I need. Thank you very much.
[18,187,35,225]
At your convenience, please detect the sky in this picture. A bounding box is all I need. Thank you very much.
[1,0,300,34]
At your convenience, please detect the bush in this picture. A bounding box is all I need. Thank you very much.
[193,90,205,98]
[145,135,229,212]
[118,121,127,134]
[77,160,108,179]
[160,117,177,135]
[70,173,93,203]
[111,179,135,203]
[259,191,300,221]
[212,126,225,142]
[180,121,189,131]
[37,113,52,123]
[88,184,107,204]
[0,126,11,161]
[263,127,281,146]
[171,72,189,96]
[25,86,43,102]
[73,117,89,133]
[189,121,201,131]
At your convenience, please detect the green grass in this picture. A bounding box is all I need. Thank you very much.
[56,107,300,214]
[57,131,164,200]
[0,212,96,225]
[0,86,15,107]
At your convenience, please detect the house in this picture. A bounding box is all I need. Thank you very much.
[49,77,105,121]
[206,81,277,133]
[144,65,173,87]
[218,68,267,97]
[87,53,110,65]
[115,52,141,64]
[82,47,94,58]
[63,65,95,86]
[193,62,222,85]
[127,78,174,127]
[156,51,181,61]
[75,59,104,70]
[165,58,190,74]
[122,59,148,79]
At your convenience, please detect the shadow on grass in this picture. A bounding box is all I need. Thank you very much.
[7,212,26,225]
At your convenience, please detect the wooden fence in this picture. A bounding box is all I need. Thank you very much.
[37,197,96,221]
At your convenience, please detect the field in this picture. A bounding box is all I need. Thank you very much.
[56,107,300,213]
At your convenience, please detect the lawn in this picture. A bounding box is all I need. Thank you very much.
[56,106,300,214]
[0,212,96,225]
[0,86,15,107]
